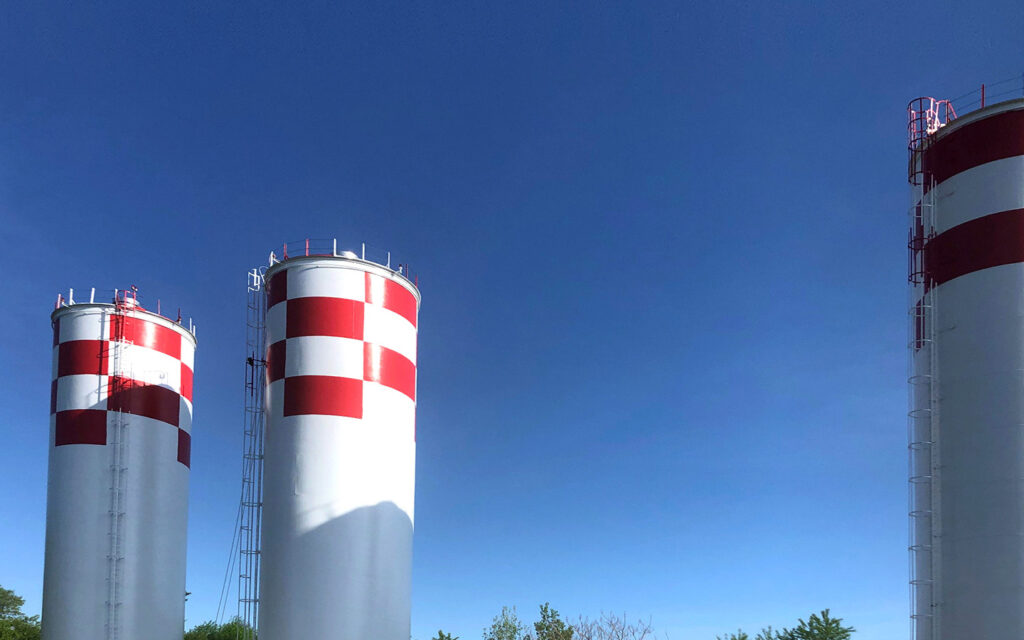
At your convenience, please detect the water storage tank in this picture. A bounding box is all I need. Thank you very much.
[908,98,1024,639]
[43,290,196,640]
[259,250,420,639]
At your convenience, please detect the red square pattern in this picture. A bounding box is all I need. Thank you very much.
[272,271,418,417]
[53,314,193,467]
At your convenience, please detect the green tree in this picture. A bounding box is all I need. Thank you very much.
[0,589,23,620]
[776,610,854,640]
[183,618,255,640]
[0,586,41,640]
[533,603,573,640]
[433,632,460,640]
[484,606,527,640]
[717,628,777,640]
[184,620,218,640]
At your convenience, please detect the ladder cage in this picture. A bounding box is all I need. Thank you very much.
[237,268,267,640]
[907,102,942,640]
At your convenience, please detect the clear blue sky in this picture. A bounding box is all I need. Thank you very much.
[2,2,1023,638]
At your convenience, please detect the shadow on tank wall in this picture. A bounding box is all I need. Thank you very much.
[259,501,413,639]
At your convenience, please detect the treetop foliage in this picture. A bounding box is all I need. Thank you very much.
[469,603,853,640]
[574,612,656,640]
[183,617,255,640]
[717,610,854,640]
[716,629,777,640]
[179,602,853,640]
[0,586,40,640]
[533,603,574,640]
[484,605,529,640]
[482,603,576,640]
[0,588,25,621]
[776,610,854,640]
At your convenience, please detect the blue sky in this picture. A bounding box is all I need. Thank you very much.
[2,2,1023,638]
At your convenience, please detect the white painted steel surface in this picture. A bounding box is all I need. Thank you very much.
[259,256,419,640]
[934,266,1024,637]
[910,100,1024,640]
[43,303,196,640]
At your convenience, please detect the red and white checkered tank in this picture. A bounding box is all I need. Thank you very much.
[43,295,196,640]
[259,254,419,640]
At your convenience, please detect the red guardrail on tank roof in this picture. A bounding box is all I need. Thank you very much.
[54,286,196,335]
[909,74,1024,151]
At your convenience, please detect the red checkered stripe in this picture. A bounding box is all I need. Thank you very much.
[50,309,195,467]
[265,267,418,430]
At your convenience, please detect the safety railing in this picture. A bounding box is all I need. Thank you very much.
[267,238,419,288]
[908,74,1024,157]
[947,73,1024,116]
[53,286,197,336]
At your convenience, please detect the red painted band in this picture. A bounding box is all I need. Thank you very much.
[55,409,107,446]
[58,340,109,377]
[177,430,191,468]
[181,363,194,402]
[929,208,1024,282]
[285,297,365,340]
[927,208,1024,285]
[107,376,181,427]
[923,108,1024,186]
[267,340,286,383]
[267,271,288,308]
[283,375,363,418]
[364,342,416,401]
[111,315,182,360]
[366,273,418,328]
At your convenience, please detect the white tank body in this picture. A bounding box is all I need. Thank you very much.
[43,297,196,640]
[258,255,420,639]
[909,99,1024,639]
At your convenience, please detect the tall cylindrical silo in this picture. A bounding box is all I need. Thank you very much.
[908,97,1024,639]
[259,250,420,639]
[43,290,196,640]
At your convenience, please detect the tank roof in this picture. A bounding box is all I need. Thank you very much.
[263,238,420,299]
[51,287,197,343]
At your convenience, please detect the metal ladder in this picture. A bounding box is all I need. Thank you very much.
[107,293,135,640]
[907,106,943,640]
[237,268,267,639]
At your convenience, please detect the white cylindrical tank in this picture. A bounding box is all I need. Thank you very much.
[908,98,1024,639]
[259,253,420,639]
[43,292,196,640]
